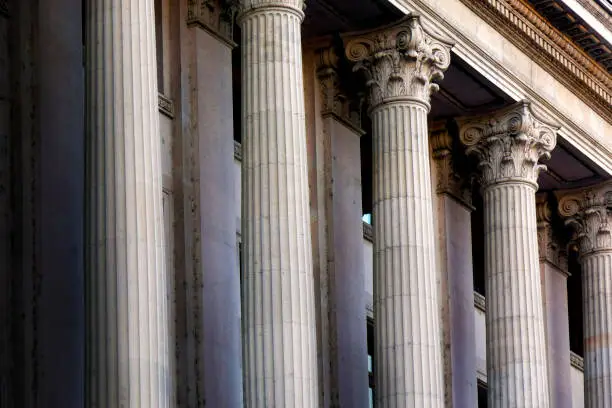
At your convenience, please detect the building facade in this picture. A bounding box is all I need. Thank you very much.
[0,0,611,407]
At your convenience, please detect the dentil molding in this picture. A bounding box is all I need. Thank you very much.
[342,15,453,110]
[457,100,559,188]
[557,180,612,255]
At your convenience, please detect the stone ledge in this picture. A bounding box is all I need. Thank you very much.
[363,222,373,242]
[158,93,175,119]
[234,140,242,161]
[474,291,486,312]
[570,351,584,371]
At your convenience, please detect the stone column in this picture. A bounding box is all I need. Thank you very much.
[431,126,477,408]
[239,1,318,406]
[458,101,558,408]
[311,47,369,408]
[85,0,171,406]
[557,182,612,408]
[536,194,572,408]
[343,16,452,407]
[175,2,243,406]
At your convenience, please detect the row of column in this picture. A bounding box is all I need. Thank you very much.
[83,1,611,407]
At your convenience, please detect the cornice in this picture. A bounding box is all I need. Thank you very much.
[456,0,612,122]
[578,0,612,27]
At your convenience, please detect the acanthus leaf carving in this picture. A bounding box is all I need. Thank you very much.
[556,181,612,255]
[457,101,559,188]
[342,15,453,109]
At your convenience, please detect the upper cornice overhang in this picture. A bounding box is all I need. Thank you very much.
[526,0,611,74]
[456,0,612,123]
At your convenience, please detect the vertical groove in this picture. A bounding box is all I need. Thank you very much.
[85,0,171,406]
[581,251,612,408]
[240,5,318,408]
[483,182,549,408]
[371,102,444,407]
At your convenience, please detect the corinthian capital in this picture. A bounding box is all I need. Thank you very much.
[315,46,363,130]
[342,15,452,109]
[536,194,568,271]
[556,181,612,255]
[431,125,472,208]
[457,101,559,188]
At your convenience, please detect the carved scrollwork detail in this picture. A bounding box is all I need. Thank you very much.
[536,194,568,272]
[342,15,453,109]
[556,181,612,255]
[457,101,559,188]
[431,126,472,207]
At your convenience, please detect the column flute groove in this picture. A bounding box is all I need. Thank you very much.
[557,182,612,408]
[459,101,558,408]
[239,1,318,407]
[343,16,453,407]
[85,0,171,406]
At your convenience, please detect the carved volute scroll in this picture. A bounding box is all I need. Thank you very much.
[430,124,473,208]
[457,101,559,188]
[557,181,612,256]
[536,194,569,272]
[342,15,453,110]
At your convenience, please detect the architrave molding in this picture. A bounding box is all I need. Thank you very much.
[455,0,611,122]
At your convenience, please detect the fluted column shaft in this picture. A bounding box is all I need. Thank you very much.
[239,2,318,407]
[459,101,558,408]
[581,251,612,407]
[371,102,443,407]
[85,0,171,406]
[483,182,549,406]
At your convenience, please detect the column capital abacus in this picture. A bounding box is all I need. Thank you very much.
[431,124,473,209]
[238,0,305,19]
[556,181,612,256]
[342,15,453,110]
[315,46,365,134]
[536,194,569,273]
[457,101,559,189]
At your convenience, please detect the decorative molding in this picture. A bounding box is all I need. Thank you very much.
[474,291,486,312]
[363,221,373,242]
[456,0,612,122]
[315,46,365,133]
[536,194,569,273]
[577,0,612,25]
[234,140,242,161]
[457,100,559,188]
[187,0,238,48]
[570,351,584,371]
[158,93,175,118]
[342,15,453,110]
[556,180,612,255]
[430,124,473,208]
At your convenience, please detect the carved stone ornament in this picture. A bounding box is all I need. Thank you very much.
[430,125,472,208]
[457,101,559,188]
[536,194,568,272]
[342,15,453,110]
[187,0,239,47]
[315,46,363,131]
[557,181,612,256]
